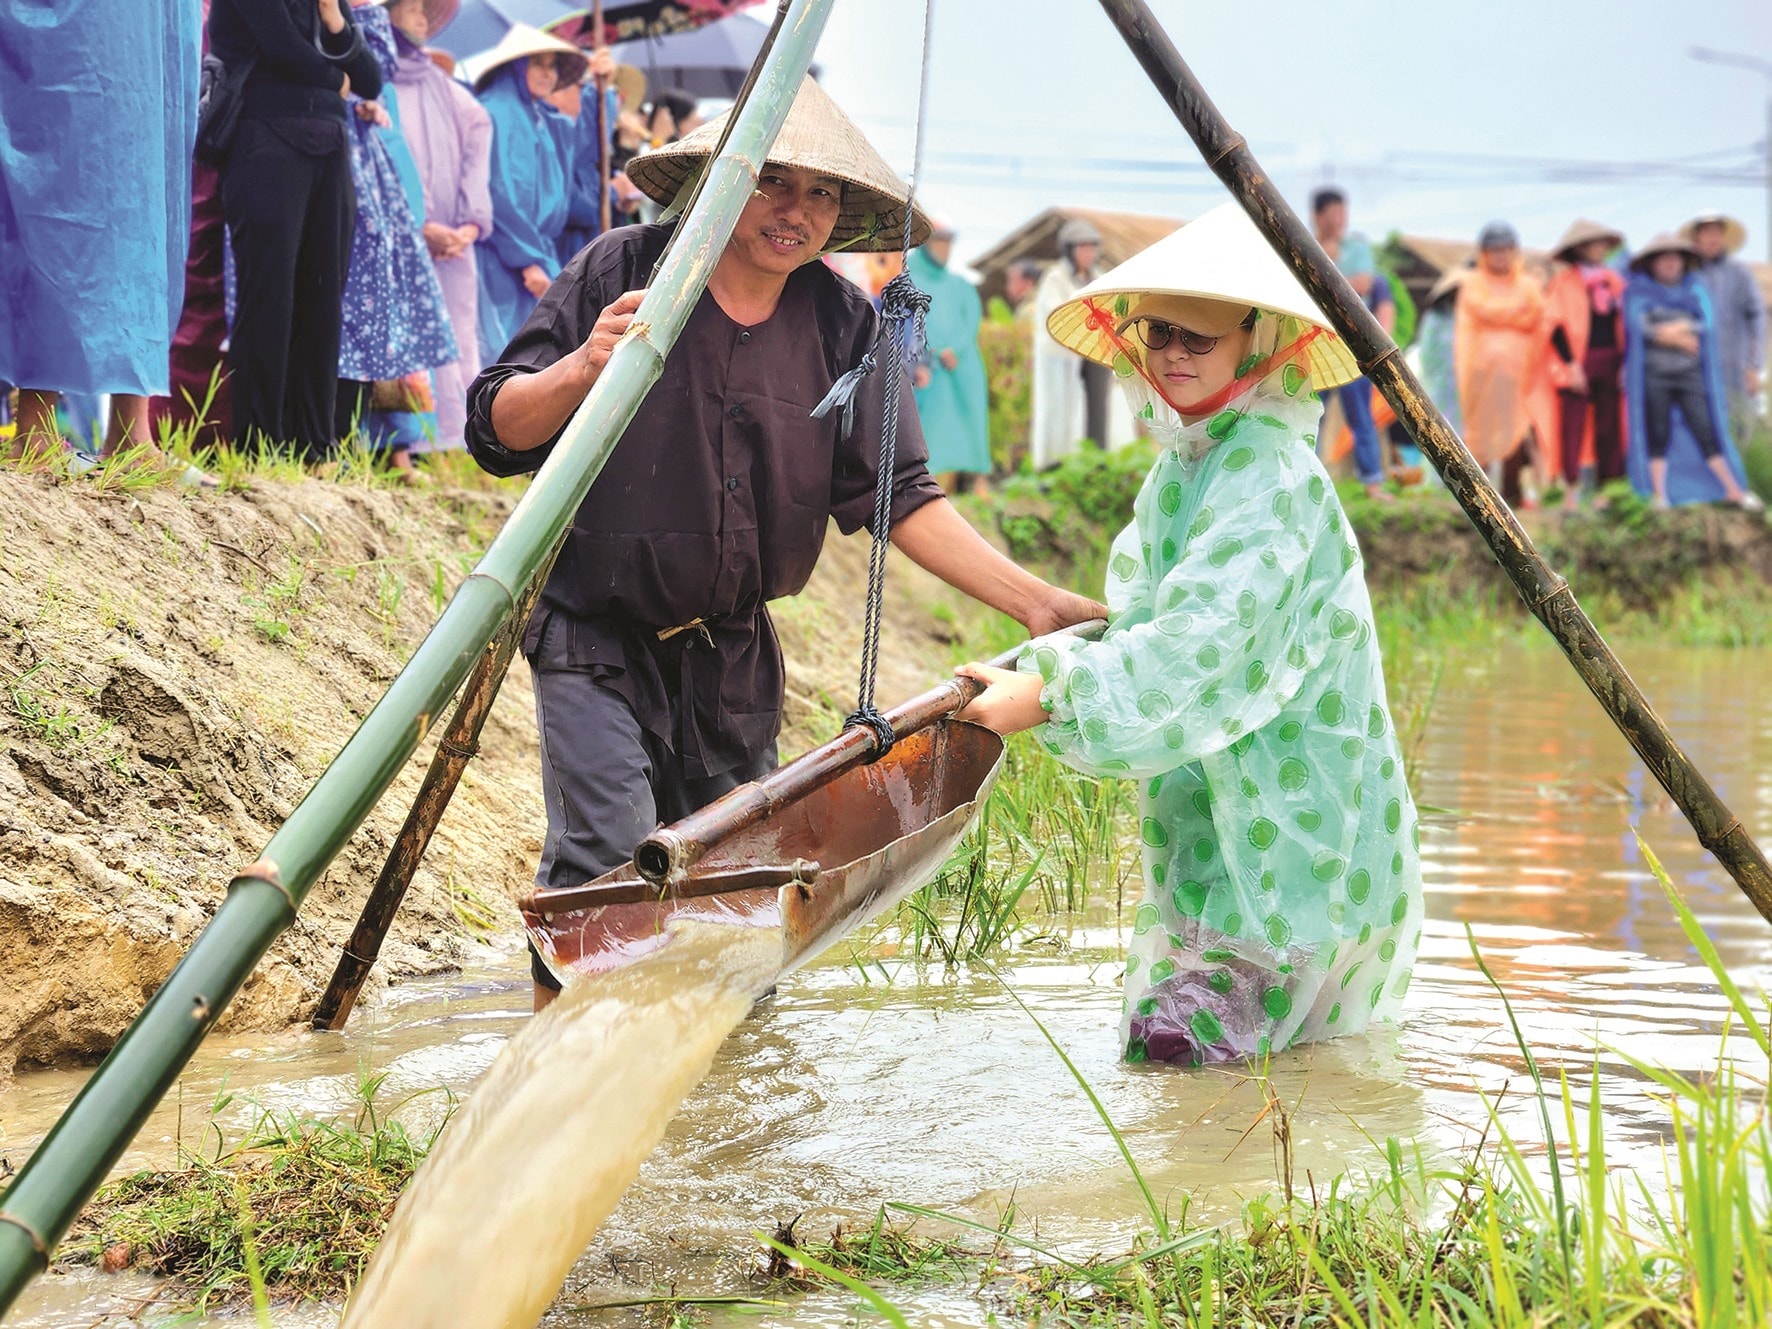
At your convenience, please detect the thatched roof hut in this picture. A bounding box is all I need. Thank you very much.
[969,207,1184,305]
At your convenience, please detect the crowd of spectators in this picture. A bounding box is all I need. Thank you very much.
[0,0,696,481]
[1,3,1765,515]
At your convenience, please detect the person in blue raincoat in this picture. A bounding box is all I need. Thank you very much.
[0,0,201,472]
[469,24,585,359]
[907,224,992,493]
[1622,233,1761,511]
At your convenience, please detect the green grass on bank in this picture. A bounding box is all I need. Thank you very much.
[1,402,524,497]
[65,1072,451,1311]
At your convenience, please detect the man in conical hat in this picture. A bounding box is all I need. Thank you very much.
[463,76,1104,1007]
[1681,210,1766,443]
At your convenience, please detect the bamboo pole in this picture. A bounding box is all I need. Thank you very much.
[1094,0,1772,926]
[0,0,836,1309]
[310,559,553,1032]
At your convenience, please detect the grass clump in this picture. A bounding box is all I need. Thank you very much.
[67,1072,450,1310]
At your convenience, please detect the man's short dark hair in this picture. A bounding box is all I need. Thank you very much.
[1009,258,1042,281]
[1311,186,1347,216]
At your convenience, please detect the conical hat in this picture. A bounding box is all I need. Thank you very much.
[1630,231,1699,272]
[1046,202,1360,390]
[624,76,930,254]
[1681,210,1748,255]
[1552,217,1623,262]
[461,24,588,92]
[377,0,459,41]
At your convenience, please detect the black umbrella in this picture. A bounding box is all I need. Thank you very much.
[608,11,818,101]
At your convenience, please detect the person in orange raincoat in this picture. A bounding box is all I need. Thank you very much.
[1455,221,1555,505]
[1544,219,1627,510]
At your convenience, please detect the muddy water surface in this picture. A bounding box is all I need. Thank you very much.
[6,643,1770,1327]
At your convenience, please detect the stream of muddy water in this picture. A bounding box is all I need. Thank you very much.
[5,643,1771,1327]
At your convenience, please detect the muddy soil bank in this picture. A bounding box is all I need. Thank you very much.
[0,472,970,1081]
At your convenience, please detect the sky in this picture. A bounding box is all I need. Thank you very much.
[808,0,1772,268]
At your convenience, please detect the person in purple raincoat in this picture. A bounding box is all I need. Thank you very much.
[384,0,494,452]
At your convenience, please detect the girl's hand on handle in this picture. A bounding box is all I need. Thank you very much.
[954,663,1047,735]
[317,0,346,34]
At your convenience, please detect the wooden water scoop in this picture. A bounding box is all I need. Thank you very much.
[521,624,1102,981]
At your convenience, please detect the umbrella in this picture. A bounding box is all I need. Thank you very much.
[604,11,818,100]
[431,0,583,58]
[433,0,763,59]
[549,0,766,50]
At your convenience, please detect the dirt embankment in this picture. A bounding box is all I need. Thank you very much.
[0,471,971,1082]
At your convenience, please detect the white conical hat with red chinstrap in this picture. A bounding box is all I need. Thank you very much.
[624,76,930,254]
[1046,202,1360,391]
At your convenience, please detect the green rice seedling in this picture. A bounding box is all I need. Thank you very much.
[757,1231,914,1329]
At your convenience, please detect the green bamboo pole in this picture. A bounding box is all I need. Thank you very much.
[0,0,831,1308]
[1093,0,1772,926]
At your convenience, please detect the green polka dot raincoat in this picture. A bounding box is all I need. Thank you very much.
[1020,312,1423,1065]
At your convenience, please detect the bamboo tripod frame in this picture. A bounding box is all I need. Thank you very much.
[1093,0,1772,925]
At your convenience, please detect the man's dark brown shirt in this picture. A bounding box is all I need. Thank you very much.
[465,222,943,778]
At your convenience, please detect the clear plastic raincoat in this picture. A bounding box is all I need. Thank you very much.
[1019,307,1423,1065]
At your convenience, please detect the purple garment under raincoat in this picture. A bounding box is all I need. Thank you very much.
[391,25,493,450]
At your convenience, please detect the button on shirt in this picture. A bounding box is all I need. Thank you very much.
[466,222,943,777]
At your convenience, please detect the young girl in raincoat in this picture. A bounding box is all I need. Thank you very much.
[960,203,1423,1066]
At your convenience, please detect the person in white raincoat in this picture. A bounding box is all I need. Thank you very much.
[1031,218,1102,469]
[960,203,1423,1066]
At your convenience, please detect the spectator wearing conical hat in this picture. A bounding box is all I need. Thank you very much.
[465,25,586,359]
[1544,218,1627,509]
[1681,211,1766,443]
[462,75,1105,1010]
[1622,233,1760,510]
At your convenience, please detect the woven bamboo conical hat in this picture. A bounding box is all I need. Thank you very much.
[1630,231,1699,272]
[624,76,930,254]
[1551,217,1624,262]
[1046,202,1360,390]
[461,24,588,92]
[1680,210,1748,255]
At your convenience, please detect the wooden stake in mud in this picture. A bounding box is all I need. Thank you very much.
[1095,0,1772,927]
[311,560,553,1030]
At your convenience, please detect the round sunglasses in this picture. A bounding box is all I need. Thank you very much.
[1134,318,1225,356]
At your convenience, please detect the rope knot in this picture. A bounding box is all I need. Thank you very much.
[844,704,897,762]
[810,350,878,439]
[1082,297,1120,336]
[879,269,933,325]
